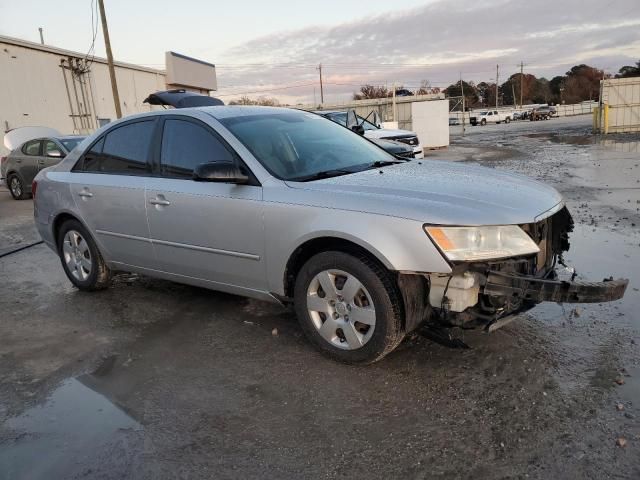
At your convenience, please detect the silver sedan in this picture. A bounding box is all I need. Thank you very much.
[32,107,628,363]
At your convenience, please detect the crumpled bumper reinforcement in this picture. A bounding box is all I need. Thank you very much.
[484,271,629,304]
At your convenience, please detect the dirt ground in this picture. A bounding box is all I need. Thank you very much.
[1,115,639,479]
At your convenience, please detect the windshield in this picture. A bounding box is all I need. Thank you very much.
[220,111,394,181]
[59,137,85,152]
[325,112,379,131]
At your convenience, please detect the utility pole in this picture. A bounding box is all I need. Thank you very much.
[495,64,499,109]
[317,64,324,105]
[38,27,44,45]
[519,61,524,108]
[98,0,122,119]
[460,73,465,136]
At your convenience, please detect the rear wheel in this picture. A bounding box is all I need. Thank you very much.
[8,174,29,200]
[505,117,511,124]
[57,219,111,291]
[294,251,404,364]
[480,119,487,126]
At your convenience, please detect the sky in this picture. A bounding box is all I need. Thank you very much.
[1,0,639,104]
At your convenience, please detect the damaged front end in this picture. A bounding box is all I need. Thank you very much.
[419,207,628,332]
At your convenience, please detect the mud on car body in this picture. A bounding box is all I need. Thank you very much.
[33,106,628,364]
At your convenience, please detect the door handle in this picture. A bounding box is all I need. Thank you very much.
[78,191,93,198]
[149,198,170,206]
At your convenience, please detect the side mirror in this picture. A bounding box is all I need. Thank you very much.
[47,149,64,158]
[193,163,249,184]
[351,124,365,135]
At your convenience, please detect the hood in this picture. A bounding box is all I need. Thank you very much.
[364,128,416,140]
[284,160,563,225]
[369,138,413,155]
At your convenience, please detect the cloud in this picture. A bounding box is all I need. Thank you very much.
[214,0,640,104]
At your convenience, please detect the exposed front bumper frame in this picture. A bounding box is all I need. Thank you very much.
[484,271,629,304]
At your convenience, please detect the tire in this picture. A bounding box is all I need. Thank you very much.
[505,117,511,124]
[7,174,29,200]
[480,119,487,126]
[294,251,404,364]
[57,219,111,291]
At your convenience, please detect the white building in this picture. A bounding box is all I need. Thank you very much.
[1,35,217,154]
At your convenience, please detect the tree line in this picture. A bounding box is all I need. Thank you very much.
[351,61,640,110]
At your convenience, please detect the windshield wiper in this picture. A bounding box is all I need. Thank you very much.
[290,169,355,182]
[364,159,405,170]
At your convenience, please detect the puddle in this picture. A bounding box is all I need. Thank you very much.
[0,377,141,480]
[525,132,640,152]
[564,224,640,327]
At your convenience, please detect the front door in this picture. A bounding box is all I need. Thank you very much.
[41,140,66,171]
[68,119,157,269]
[145,117,265,291]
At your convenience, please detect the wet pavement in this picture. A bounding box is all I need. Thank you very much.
[1,115,639,479]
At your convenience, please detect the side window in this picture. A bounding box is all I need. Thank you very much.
[44,140,62,156]
[81,121,154,174]
[81,137,105,171]
[22,140,41,156]
[160,119,235,178]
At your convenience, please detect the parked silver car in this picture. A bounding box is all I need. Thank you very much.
[33,107,628,363]
[2,136,84,199]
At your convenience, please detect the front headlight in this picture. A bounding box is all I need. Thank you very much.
[424,225,540,262]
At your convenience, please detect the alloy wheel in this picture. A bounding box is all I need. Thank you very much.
[62,230,92,281]
[306,269,376,350]
[10,177,22,198]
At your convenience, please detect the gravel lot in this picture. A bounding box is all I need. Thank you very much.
[1,115,639,479]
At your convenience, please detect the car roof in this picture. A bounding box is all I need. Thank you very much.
[97,106,319,128]
[202,105,310,120]
[17,135,83,145]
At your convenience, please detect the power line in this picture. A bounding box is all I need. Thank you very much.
[83,0,99,67]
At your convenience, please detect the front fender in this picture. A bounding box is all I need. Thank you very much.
[264,200,452,295]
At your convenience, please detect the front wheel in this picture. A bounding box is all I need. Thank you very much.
[57,219,111,291]
[294,251,404,364]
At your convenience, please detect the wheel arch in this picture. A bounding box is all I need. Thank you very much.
[51,211,94,250]
[283,235,394,299]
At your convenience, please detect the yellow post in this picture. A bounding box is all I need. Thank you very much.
[603,104,609,134]
[593,107,600,133]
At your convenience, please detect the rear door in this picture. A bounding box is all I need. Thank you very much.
[69,119,158,269]
[145,116,265,291]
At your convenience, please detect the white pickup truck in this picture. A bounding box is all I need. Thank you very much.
[469,110,511,126]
